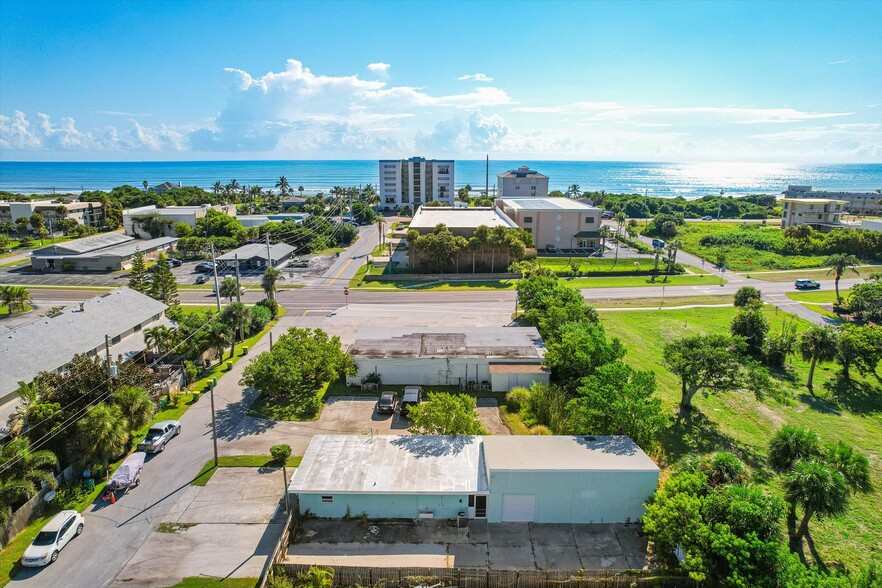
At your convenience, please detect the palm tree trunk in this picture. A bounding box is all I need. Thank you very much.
[807,355,817,392]
[794,508,814,543]
[834,275,841,301]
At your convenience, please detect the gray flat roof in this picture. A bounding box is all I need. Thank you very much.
[216,242,296,261]
[483,436,659,473]
[32,232,132,255]
[290,435,488,495]
[0,287,168,400]
[500,198,600,212]
[498,167,548,179]
[348,327,545,360]
[410,207,518,230]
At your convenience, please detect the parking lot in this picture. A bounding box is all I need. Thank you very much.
[288,520,649,570]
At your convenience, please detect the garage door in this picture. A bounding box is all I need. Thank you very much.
[501,494,535,522]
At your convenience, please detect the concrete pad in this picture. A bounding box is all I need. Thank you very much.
[488,545,536,570]
[627,555,650,569]
[468,519,489,544]
[476,399,510,435]
[488,523,531,547]
[117,522,283,587]
[286,543,451,568]
[579,554,632,570]
[449,543,489,568]
[534,545,583,570]
[529,523,575,546]
[170,468,281,524]
[572,526,625,556]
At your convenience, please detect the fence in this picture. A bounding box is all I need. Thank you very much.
[364,272,520,283]
[278,564,690,588]
[258,495,299,588]
[0,464,77,549]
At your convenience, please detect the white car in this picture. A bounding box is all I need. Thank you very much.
[21,510,84,567]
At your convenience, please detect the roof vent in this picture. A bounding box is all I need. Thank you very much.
[583,436,596,442]
[78,303,85,312]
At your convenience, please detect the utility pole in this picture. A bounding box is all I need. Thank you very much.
[104,334,112,384]
[209,381,219,467]
[265,233,272,269]
[234,254,242,303]
[210,243,221,311]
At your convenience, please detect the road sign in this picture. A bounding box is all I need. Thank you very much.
[343,288,350,296]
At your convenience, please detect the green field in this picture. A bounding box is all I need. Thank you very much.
[599,306,882,570]
[748,265,882,282]
[591,294,734,309]
[785,289,853,303]
[671,222,829,271]
[562,273,723,289]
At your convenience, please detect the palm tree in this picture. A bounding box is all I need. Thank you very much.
[144,325,173,354]
[219,302,252,358]
[112,386,156,446]
[825,441,873,495]
[824,253,860,301]
[566,184,581,198]
[598,225,611,252]
[275,176,290,196]
[219,277,240,303]
[488,226,507,273]
[0,436,59,526]
[298,185,305,199]
[212,181,223,196]
[7,380,42,436]
[203,322,231,361]
[785,460,848,543]
[768,425,821,527]
[798,326,838,391]
[652,246,663,273]
[1,285,32,314]
[74,403,128,472]
[142,180,149,192]
[261,267,282,301]
[229,179,241,194]
[376,217,387,249]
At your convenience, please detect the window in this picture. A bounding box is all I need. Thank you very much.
[321,496,333,503]
[586,216,595,223]
[111,335,121,344]
[134,323,141,332]
[523,216,533,223]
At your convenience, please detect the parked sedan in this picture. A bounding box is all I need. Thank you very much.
[376,392,398,415]
[21,510,84,567]
[166,258,183,268]
[194,262,215,273]
[195,273,211,284]
[794,279,821,290]
[136,420,181,453]
[701,215,714,221]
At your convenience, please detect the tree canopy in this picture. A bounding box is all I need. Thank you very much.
[407,392,487,435]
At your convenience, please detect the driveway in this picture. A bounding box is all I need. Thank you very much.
[288,520,648,571]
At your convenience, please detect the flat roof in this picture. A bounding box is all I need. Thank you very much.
[488,363,549,374]
[483,436,659,473]
[498,166,548,179]
[216,242,296,261]
[289,435,488,495]
[499,197,600,212]
[781,198,848,204]
[348,327,545,360]
[410,207,518,230]
[0,287,167,400]
[32,232,132,255]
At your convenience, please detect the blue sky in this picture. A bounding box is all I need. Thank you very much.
[0,0,880,162]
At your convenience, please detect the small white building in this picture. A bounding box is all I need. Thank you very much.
[780,198,847,232]
[409,206,518,237]
[379,157,455,210]
[0,200,104,230]
[782,185,881,215]
[122,204,236,238]
[29,233,177,272]
[346,327,549,391]
[497,166,549,199]
[237,213,309,228]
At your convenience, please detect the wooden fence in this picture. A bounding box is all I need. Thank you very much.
[278,564,690,588]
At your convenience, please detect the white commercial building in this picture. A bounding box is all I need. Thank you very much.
[122,204,236,238]
[346,327,549,391]
[379,157,455,210]
[782,185,881,215]
[497,166,549,199]
[780,198,848,232]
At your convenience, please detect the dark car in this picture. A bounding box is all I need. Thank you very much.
[601,211,614,219]
[795,279,821,290]
[399,386,425,417]
[194,262,215,273]
[544,244,557,253]
[376,392,398,414]
[166,258,183,268]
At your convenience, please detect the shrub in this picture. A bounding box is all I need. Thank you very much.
[527,383,568,433]
[529,425,552,435]
[734,286,762,307]
[249,304,272,335]
[270,444,292,465]
[256,297,279,319]
[505,387,531,412]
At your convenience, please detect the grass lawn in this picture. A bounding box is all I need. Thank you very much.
[599,306,882,570]
[0,303,32,316]
[668,222,834,271]
[357,278,517,290]
[785,289,853,304]
[747,265,882,282]
[192,454,303,486]
[563,273,724,289]
[163,578,258,588]
[591,294,735,309]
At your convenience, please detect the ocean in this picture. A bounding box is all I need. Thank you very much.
[0,160,880,198]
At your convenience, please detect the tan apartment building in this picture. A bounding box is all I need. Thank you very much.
[0,200,104,230]
[782,185,881,215]
[496,197,602,251]
[780,198,847,232]
[497,166,549,199]
[122,204,236,238]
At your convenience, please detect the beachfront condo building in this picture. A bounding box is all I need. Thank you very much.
[497,166,549,199]
[0,200,105,232]
[782,185,881,215]
[780,198,847,232]
[378,157,455,210]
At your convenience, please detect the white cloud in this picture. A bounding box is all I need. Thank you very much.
[416,110,510,153]
[829,58,852,65]
[458,73,494,82]
[367,62,391,73]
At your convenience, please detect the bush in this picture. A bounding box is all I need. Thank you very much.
[61,261,74,272]
[249,304,273,335]
[734,286,762,307]
[505,387,531,412]
[529,425,552,435]
[54,481,89,510]
[527,383,568,433]
[256,297,280,319]
[270,443,292,465]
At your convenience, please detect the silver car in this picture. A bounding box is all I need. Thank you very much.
[22,510,84,567]
[137,420,181,453]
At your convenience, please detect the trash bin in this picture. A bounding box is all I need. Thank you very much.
[82,478,95,492]
[225,361,233,371]
[241,346,248,356]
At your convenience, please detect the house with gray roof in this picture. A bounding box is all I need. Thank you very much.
[497,165,550,199]
[216,242,296,270]
[0,287,168,434]
[29,233,177,272]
